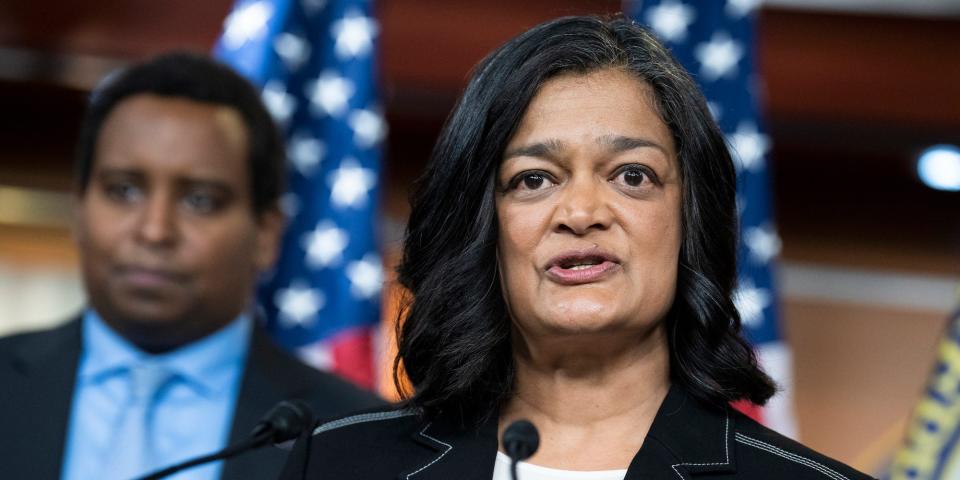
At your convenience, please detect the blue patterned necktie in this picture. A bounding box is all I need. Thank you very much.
[103,363,175,480]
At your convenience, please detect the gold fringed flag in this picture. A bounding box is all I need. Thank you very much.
[891,294,960,480]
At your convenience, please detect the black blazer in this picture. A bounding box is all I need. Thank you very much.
[279,384,874,480]
[0,318,384,480]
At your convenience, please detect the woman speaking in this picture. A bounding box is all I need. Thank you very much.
[280,15,871,480]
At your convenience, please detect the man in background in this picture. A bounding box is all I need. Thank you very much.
[0,52,382,480]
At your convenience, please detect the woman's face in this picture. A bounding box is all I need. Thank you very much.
[496,68,682,342]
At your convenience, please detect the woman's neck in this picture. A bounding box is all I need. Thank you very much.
[499,326,670,471]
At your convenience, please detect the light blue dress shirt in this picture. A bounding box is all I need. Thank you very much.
[61,310,252,480]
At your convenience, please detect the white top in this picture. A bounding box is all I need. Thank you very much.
[492,452,628,480]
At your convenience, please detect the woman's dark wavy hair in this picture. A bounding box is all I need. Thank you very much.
[74,51,285,216]
[396,15,776,421]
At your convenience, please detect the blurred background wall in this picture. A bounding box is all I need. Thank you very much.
[0,0,957,473]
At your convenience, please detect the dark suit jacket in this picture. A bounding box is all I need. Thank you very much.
[0,318,384,480]
[279,383,874,480]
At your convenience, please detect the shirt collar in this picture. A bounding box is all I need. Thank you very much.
[79,309,253,397]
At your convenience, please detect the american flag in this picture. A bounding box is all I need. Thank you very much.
[214,0,384,389]
[626,0,797,436]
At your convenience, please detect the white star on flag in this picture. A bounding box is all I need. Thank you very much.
[645,0,695,42]
[262,80,297,124]
[348,108,387,148]
[302,221,349,268]
[734,279,771,329]
[727,121,769,172]
[694,32,744,81]
[288,132,325,176]
[274,281,326,328]
[726,0,761,18]
[346,253,383,299]
[296,342,335,370]
[331,10,379,60]
[744,224,782,264]
[328,157,377,208]
[221,1,274,50]
[274,32,311,71]
[306,71,355,117]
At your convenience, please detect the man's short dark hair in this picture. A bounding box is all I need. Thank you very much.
[75,51,285,215]
[395,15,776,421]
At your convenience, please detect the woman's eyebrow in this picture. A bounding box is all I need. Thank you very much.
[503,139,565,161]
[597,134,668,155]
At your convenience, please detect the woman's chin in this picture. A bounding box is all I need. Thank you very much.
[531,307,636,337]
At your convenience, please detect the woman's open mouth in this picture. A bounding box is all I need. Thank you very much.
[544,250,621,285]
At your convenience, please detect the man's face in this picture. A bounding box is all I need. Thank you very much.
[74,94,283,352]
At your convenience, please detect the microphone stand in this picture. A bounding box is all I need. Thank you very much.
[136,400,315,480]
[137,430,273,480]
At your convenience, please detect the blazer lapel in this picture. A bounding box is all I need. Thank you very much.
[399,411,499,480]
[2,319,82,480]
[219,328,291,480]
[626,384,738,480]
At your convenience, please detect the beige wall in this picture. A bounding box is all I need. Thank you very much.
[0,225,84,336]
[785,300,947,471]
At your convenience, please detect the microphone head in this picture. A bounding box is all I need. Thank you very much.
[252,399,316,443]
[502,419,540,462]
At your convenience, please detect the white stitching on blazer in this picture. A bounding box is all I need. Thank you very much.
[735,433,849,480]
[670,411,731,479]
[407,422,454,479]
[312,409,417,436]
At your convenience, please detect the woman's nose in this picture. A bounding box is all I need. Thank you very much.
[553,176,613,235]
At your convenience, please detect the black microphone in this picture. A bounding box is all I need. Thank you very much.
[248,400,316,442]
[502,419,539,480]
[137,400,316,480]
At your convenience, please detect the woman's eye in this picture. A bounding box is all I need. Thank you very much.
[622,169,646,186]
[612,166,656,188]
[510,171,556,191]
[523,173,546,189]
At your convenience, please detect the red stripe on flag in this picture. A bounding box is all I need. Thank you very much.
[329,327,375,389]
[732,399,765,424]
